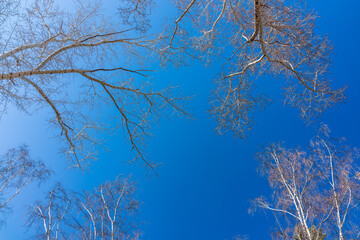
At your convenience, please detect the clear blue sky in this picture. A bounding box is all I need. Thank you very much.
[0,0,360,239]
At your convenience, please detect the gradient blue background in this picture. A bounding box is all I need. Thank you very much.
[0,0,359,239]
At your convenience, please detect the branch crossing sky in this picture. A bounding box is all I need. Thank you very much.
[0,0,359,239]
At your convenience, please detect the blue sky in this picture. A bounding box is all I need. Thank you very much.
[0,0,360,239]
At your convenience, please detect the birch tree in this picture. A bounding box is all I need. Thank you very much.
[164,0,345,138]
[0,145,50,226]
[252,126,360,240]
[0,0,184,170]
[26,184,70,240]
[27,176,140,240]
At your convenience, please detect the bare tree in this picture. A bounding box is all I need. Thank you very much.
[0,145,50,226]
[0,0,184,170]
[0,0,19,26]
[253,143,321,240]
[118,0,154,33]
[233,235,249,240]
[309,126,360,240]
[69,176,140,240]
[26,184,70,240]
[252,125,360,240]
[164,0,345,138]
[27,176,140,240]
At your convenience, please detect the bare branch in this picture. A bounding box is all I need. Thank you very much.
[0,0,186,170]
